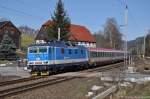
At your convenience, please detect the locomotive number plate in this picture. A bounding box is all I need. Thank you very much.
[35,62,42,64]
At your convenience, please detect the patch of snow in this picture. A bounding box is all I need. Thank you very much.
[8,63,13,65]
[120,82,132,87]
[24,67,28,70]
[0,64,6,67]
[86,92,94,97]
[91,85,103,91]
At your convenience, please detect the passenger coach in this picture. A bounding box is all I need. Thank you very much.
[88,48,125,66]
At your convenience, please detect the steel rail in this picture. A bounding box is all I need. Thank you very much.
[0,76,45,87]
[0,76,75,98]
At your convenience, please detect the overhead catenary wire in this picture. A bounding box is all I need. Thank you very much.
[0,4,47,21]
[117,0,142,33]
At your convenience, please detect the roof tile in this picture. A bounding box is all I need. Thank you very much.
[42,20,96,42]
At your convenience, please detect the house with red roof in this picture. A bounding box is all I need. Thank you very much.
[35,20,96,48]
[0,21,21,49]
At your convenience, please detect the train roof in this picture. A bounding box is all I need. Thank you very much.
[29,41,86,49]
[88,48,125,53]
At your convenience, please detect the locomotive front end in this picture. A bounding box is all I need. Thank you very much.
[27,46,52,75]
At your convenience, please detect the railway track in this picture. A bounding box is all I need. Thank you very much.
[82,62,124,73]
[0,62,124,98]
[0,76,44,87]
[0,76,75,98]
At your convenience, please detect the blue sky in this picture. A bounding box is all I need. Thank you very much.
[0,0,150,40]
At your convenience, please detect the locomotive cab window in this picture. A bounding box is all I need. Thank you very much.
[29,47,37,53]
[39,47,47,53]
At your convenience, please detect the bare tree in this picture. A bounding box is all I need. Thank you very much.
[145,30,150,56]
[94,31,108,48]
[103,18,123,49]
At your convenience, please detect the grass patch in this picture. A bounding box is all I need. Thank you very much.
[121,82,150,97]
[21,34,34,52]
[68,78,101,98]
[0,60,10,64]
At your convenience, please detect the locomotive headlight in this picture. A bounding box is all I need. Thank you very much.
[29,62,34,64]
[44,61,48,64]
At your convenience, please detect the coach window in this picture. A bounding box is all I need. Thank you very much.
[92,52,94,57]
[109,52,111,57]
[100,52,102,57]
[110,52,112,57]
[112,52,114,57]
[61,48,64,54]
[69,49,72,54]
[98,52,100,57]
[95,52,97,57]
[104,52,106,57]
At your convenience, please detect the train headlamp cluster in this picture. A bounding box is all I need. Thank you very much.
[29,62,34,65]
[43,61,48,65]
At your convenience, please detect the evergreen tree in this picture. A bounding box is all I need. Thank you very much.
[47,0,71,41]
[0,31,16,60]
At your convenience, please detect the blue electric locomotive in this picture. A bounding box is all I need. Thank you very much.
[27,41,88,75]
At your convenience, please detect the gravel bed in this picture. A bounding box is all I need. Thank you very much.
[0,76,21,82]
[0,76,57,91]
[4,77,102,99]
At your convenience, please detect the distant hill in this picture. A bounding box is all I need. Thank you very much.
[127,36,144,56]
[18,26,39,37]
[18,26,38,52]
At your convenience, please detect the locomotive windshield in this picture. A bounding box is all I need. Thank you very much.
[39,47,47,53]
[29,47,37,53]
[28,47,48,53]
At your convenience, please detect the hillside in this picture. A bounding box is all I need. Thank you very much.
[21,34,34,52]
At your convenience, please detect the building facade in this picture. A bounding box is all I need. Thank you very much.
[36,20,96,48]
[0,21,21,49]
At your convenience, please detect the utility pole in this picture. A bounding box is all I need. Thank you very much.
[124,0,128,68]
[110,29,113,48]
[58,28,60,41]
[143,31,147,59]
[106,27,113,48]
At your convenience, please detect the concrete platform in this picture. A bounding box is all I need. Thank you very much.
[0,66,31,78]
